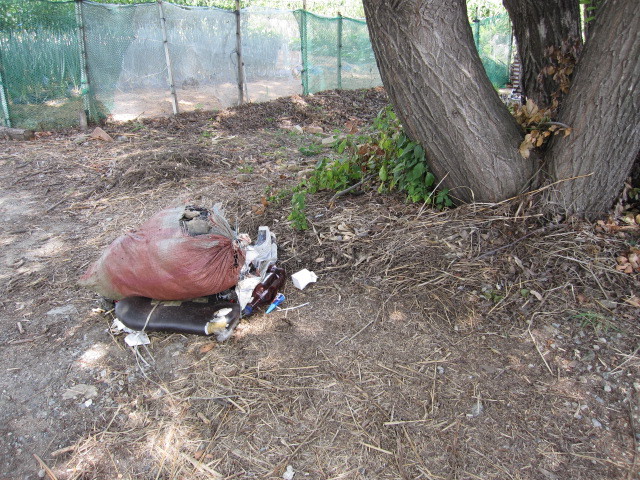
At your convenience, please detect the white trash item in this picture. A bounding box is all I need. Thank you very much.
[291,269,318,290]
[242,226,277,278]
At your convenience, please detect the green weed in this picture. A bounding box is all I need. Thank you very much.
[573,312,619,334]
[288,191,308,230]
[299,143,323,156]
[238,165,254,174]
[279,106,453,230]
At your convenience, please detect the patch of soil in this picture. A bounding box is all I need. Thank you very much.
[212,87,388,132]
[1,88,639,480]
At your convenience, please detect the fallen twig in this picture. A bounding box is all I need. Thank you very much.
[33,454,58,480]
[329,174,375,204]
[476,224,566,259]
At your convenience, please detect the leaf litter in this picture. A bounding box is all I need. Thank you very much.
[0,88,639,479]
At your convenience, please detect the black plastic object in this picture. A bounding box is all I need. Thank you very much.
[242,264,286,316]
[115,296,241,340]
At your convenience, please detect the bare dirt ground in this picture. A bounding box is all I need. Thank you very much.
[109,80,303,122]
[1,88,639,480]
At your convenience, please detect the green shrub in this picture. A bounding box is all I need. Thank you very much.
[286,106,452,230]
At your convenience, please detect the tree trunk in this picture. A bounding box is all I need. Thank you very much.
[502,0,582,108]
[546,0,640,218]
[363,0,535,203]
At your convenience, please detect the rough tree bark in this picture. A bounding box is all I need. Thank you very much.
[545,0,640,218]
[362,0,534,203]
[502,0,582,108]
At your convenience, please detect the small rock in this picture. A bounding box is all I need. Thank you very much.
[62,384,98,401]
[437,366,445,374]
[591,418,602,428]
[603,384,612,393]
[47,305,78,316]
[284,163,303,172]
[185,218,210,236]
[304,125,323,134]
[469,400,484,418]
[321,136,337,145]
[292,125,304,134]
[600,300,617,309]
[283,465,295,480]
[296,168,315,179]
[89,126,113,142]
[182,210,200,219]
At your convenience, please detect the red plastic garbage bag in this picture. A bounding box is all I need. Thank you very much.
[79,205,246,300]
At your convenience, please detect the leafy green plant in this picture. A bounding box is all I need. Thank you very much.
[129,121,146,132]
[299,143,323,156]
[288,190,308,230]
[481,287,504,303]
[579,0,599,23]
[316,106,450,205]
[238,165,254,174]
[307,156,363,193]
[573,312,618,334]
[284,106,452,230]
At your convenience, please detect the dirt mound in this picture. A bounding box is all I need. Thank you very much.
[212,87,388,132]
[107,147,216,188]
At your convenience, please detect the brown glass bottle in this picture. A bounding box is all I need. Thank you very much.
[242,264,286,315]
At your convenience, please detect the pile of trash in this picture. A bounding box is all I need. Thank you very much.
[79,204,317,342]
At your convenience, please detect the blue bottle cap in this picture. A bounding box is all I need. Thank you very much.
[265,293,285,314]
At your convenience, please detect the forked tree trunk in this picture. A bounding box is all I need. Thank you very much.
[545,0,640,218]
[502,0,582,108]
[363,0,535,203]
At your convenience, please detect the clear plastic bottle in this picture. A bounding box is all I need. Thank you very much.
[242,264,286,316]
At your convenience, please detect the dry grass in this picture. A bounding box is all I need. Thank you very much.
[44,191,639,480]
[1,89,639,480]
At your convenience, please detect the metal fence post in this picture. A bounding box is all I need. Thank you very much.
[157,0,179,115]
[507,20,514,74]
[75,0,92,126]
[300,9,309,95]
[473,8,480,50]
[0,49,11,127]
[337,12,343,89]
[235,0,245,105]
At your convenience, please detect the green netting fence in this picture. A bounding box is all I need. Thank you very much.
[472,12,513,89]
[294,10,380,95]
[0,0,512,130]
